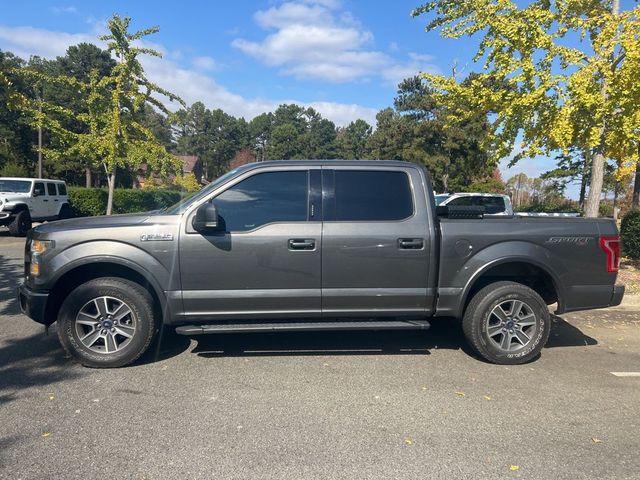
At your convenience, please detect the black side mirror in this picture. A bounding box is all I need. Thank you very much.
[32,190,39,197]
[193,201,219,231]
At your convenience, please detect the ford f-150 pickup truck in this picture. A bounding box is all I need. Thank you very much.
[18,160,624,368]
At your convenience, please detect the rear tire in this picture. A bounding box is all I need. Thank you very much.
[462,281,550,365]
[57,277,158,368]
[8,209,32,236]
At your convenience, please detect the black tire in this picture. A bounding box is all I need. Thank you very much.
[57,204,72,220]
[462,281,550,365]
[8,209,32,236]
[57,277,159,368]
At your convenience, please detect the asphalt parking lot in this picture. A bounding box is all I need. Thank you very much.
[1,230,639,480]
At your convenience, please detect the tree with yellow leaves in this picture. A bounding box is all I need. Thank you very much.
[412,0,640,217]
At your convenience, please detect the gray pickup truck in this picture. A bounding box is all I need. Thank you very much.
[18,160,624,368]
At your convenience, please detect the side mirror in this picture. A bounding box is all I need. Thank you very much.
[32,190,39,197]
[193,201,220,231]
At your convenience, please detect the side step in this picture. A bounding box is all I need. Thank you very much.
[175,320,430,335]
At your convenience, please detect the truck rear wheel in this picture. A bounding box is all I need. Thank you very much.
[57,277,158,368]
[8,209,31,236]
[462,281,550,365]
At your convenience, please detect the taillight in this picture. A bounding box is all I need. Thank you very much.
[599,236,621,273]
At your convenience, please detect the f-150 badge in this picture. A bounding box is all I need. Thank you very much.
[140,233,174,241]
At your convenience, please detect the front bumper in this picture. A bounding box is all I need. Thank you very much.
[17,283,50,325]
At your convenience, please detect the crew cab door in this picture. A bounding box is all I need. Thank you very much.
[30,181,47,219]
[321,167,434,316]
[179,167,322,320]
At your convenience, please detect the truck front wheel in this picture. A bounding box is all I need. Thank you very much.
[57,277,158,368]
[462,281,550,365]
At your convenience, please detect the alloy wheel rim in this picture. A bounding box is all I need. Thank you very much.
[485,299,537,352]
[74,296,136,354]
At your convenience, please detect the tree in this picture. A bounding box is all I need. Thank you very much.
[336,119,372,159]
[412,1,640,217]
[72,15,184,214]
[248,112,273,160]
[468,169,506,193]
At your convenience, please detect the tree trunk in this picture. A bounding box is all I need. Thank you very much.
[632,156,640,210]
[85,167,92,188]
[106,169,116,215]
[585,150,605,217]
[579,173,588,208]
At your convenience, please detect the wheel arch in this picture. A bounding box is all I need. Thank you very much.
[460,257,563,317]
[45,258,167,326]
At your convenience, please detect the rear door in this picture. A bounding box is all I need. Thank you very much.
[321,167,434,317]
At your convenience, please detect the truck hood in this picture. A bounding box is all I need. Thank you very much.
[34,212,169,233]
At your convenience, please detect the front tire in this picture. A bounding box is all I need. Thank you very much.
[57,278,158,368]
[8,209,32,236]
[462,281,550,365]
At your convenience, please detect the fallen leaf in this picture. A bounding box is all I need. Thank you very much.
[42,432,51,438]
[455,391,465,397]
[404,438,413,445]
[510,465,519,471]
[48,393,55,400]
[484,395,492,401]
[591,437,603,444]
[422,386,427,391]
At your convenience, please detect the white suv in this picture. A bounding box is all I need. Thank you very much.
[0,177,71,236]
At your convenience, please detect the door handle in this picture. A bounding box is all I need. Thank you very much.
[43,199,49,202]
[288,239,316,250]
[398,238,424,249]
[53,199,59,201]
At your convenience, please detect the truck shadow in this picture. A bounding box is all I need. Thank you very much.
[191,315,596,359]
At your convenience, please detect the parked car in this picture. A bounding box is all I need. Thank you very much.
[435,192,513,215]
[18,161,623,368]
[0,177,71,236]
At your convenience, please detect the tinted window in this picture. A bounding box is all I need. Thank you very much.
[0,180,31,193]
[481,196,506,214]
[447,196,474,207]
[57,183,67,195]
[333,170,413,221]
[47,183,57,195]
[33,182,45,196]
[213,171,308,231]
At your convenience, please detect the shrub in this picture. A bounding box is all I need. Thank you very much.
[68,187,185,217]
[0,161,30,177]
[621,209,640,260]
[68,187,108,217]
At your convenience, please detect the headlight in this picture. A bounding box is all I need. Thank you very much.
[31,239,54,254]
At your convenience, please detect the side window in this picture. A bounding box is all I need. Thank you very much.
[33,182,45,196]
[213,171,309,231]
[57,183,67,196]
[47,183,57,195]
[481,196,506,214]
[447,196,474,207]
[332,170,413,221]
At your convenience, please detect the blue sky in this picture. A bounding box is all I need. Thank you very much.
[0,0,599,190]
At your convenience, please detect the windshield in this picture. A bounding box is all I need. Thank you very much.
[434,194,450,206]
[163,168,244,215]
[0,179,31,193]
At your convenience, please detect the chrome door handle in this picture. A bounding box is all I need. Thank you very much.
[288,239,316,250]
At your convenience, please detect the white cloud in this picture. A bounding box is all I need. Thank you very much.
[192,55,217,71]
[51,5,77,15]
[232,1,439,85]
[0,23,378,126]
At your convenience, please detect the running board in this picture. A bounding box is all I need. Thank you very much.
[175,320,430,335]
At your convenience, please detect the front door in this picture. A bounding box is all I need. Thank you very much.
[321,167,433,316]
[179,167,322,321]
[30,181,47,220]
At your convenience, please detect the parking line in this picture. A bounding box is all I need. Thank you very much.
[610,372,640,377]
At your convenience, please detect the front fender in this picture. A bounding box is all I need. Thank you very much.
[41,241,171,306]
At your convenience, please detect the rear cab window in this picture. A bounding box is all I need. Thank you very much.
[57,183,67,195]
